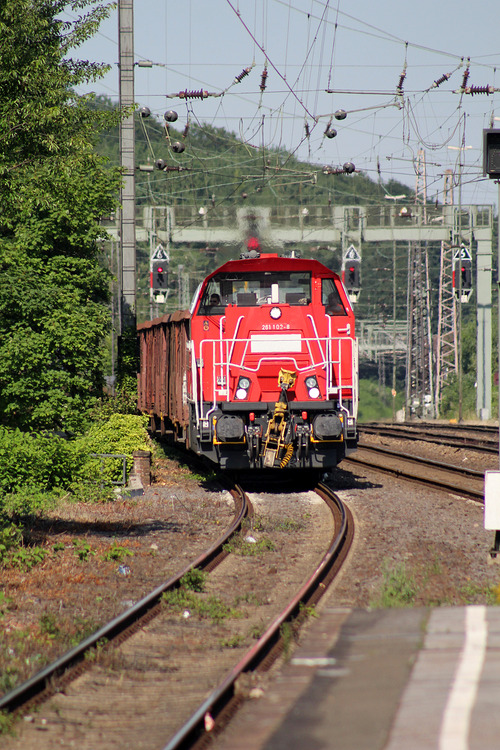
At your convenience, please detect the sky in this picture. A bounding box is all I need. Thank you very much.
[64,0,500,208]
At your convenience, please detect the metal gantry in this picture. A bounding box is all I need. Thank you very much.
[104,201,493,420]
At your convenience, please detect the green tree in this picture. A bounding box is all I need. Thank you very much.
[0,1,123,432]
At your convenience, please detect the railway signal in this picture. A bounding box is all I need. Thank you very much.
[342,245,361,303]
[453,248,472,302]
[151,260,168,292]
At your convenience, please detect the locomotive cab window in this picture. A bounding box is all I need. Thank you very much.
[197,271,311,312]
[198,282,225,314]
[322,278,347,316]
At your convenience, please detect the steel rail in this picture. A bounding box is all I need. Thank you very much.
[0,484,250,715]
[347,444,484,501]
[360,425,498,454]
[357,441,484,480]
[162,482,353,750]
[364,421,498,436]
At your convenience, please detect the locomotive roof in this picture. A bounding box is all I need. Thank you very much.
[205,253,339,280]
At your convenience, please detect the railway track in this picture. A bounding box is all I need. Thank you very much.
[164,481,353,750]
[360,422,499,454]
[1,481,353,750]
[0,483,250,716]
[346,441,485,501]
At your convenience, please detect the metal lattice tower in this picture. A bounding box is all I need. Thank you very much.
[406,241,434,417]
[405,150,435,418]
[434,170,460,416]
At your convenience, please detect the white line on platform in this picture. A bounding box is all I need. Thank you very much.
[439,606,487,750]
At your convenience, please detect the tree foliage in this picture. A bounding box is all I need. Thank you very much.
[0,1,123,431]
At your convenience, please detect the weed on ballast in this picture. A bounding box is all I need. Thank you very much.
[181,567,206,592]
[220,633,245,648]
[72,539,95,562]
[299,602,318,619]
[372,561,417,608]
[279,621,295,658]
[9,546,48,571]
[0,710,15,737]
[162,570,241,623]
[243,515,304,535]
[461,581,497,605]
[39,611,60,639]
[101,542,134,563]
[223,535,275,557]
[162,587,239,624]
[0,591,12,616]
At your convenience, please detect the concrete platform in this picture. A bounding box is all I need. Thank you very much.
[215,606,500,749]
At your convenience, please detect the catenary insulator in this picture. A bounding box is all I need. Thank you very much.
[343,162,355,174]
[323,165,343,175]
[466,85,494,95]
[334,109,347,120]
[461,64,470,90]
[164,110,178,122]
[155,159,167,170]
[172,141,185,153]
[305,122,310,138]
[432,72,451,88]
[325,127,337,139]
[140,107,151,118]
[178,89,208,99]
[234,67,251,84]
[182,123,190,138]
[260,67,268,92]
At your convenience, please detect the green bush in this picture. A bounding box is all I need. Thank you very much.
[75,413,150,484]
[0,427,76,494]
[358,379,404,422]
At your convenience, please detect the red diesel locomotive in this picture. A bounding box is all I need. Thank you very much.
[137,251,358,470]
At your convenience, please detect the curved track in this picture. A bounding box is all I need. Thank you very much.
[163,482,353,750]
[0,484,250,716]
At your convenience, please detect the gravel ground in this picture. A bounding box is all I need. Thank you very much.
[1,452,334,749]
[325,431,500,608]
[1,432,499,747]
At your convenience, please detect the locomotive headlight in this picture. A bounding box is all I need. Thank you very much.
[235,376,251,400]
[305,375,321,399]
[270,307,282,319]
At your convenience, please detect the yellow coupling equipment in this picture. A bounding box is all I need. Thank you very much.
[262,368,297,469]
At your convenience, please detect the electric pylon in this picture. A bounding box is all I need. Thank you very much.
[405,150,435,418]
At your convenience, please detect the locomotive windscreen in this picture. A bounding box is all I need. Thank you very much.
[197,271,311,313]
[321,278,347,316]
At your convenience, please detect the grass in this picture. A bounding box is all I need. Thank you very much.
[162,568,240,623]
[223,536,275,557]
[0,710,15,737]
[72,539,95,562]
[371,558,500,608]
[371,561,417,608]
[162,588,239,623]
[101,543,134,563]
